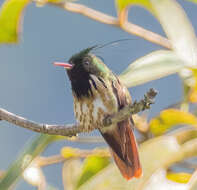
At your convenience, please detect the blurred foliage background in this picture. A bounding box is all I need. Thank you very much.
[1,0,197,189]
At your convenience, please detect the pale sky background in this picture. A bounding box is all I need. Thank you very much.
[0,0,196,189]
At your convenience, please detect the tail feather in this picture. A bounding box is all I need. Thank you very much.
[100,119,142,180]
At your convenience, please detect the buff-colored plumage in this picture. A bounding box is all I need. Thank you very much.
[55,48,142,180]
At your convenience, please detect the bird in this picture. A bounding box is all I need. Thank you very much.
[53,46,142,180]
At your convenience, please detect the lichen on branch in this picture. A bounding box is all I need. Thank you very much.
[0,88,157,137]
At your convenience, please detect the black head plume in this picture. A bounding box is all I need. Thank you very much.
[69,46,97,64]
[66,45,101,99]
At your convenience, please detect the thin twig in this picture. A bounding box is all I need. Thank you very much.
[45,1,171,49]
[36,148,110,167]
[0,109,81,136]
[68,136,104,143]
[103,88,157,126]
[36,155,65,167]
[0,88,157,136]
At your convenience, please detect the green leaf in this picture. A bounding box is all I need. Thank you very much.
[167,172,191,184]
[35,0,63,7]
[77,136,181,190]
[61,147,79,158]
[150,0,197,68]
[187,68,197,103]
[76,156,110,189]
[119,50,185,87]
[0,134,55,189]
[115,0,154,12]
[48,0,63,2]
[77,134,197,190]
[144,170,190,190]
[185,0,197,4]
[118,0,197,87]
[0,0,30,43]
[150,109,197,136]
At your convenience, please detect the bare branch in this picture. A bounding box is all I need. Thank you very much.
[103,88,157,126]
[36,148,110,167]
[46,1,171,49]
[0,88,157,136]
[68,136,104,143]
[36,155,65,167]
[0,109,80,136]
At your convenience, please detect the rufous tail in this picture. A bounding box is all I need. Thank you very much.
[100,119,142,180]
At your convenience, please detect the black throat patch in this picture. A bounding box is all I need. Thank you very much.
[66,46,99,99]
[67,65,97,99]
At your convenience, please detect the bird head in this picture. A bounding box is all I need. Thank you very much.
[53,46,110,98]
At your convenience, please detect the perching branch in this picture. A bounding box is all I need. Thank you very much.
[103,88,157,126]
[45,1,171,49]
[0,88,157,137]
[0,109,81,136]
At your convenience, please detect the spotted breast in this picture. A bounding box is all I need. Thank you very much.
[73,74,119,132]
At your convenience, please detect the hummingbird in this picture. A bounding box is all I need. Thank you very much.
[54,46,142,180]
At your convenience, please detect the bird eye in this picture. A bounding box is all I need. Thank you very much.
[83,57,92,68]
[84,61,89,65]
